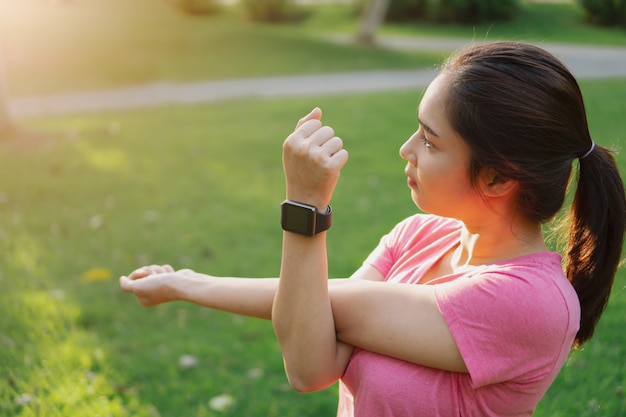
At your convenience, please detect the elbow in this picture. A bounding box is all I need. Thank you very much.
[287,377,319,393]
[284,368,337,393]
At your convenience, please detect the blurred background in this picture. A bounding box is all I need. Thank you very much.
[0,1,625,416]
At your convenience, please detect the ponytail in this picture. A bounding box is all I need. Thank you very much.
[441,42,626,347]
[566,145,626,346]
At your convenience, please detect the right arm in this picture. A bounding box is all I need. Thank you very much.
[119,264,369,320]
[120,263,465,386]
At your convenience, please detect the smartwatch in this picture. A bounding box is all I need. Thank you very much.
[281,200,332,237]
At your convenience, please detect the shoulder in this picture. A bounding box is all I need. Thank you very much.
[438,252,579,329]
[434,252,580,386]
[477,253,579,320]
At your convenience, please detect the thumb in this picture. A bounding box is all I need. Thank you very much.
[295,107,322,129]
[119,276,134,292]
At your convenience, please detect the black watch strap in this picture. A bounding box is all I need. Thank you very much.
[314,205,332,234]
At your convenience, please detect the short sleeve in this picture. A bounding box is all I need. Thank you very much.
[363,215,462,281]
[362,215,422,277]
[363,229,397,277]
[434,260,579,388]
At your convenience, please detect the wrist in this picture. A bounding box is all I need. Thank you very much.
[175,272,205,303]
[285,190,329,213]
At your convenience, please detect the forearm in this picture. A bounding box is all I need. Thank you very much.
[178,274,279,320]
[272,232,345,392]
[120,267,280,320]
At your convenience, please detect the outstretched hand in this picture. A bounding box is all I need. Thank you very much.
[282,108,349,210]
[119,265,194,306]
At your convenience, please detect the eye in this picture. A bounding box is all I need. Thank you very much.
[417,129,434,149]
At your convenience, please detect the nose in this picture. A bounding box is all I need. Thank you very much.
[400,131,419,165]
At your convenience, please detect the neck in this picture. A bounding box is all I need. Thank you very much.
[452,218,548,268]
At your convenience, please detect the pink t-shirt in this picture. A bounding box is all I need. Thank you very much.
[338,214,580,417]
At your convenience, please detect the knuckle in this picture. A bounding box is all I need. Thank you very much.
[310,119,322,129]
[331,136,343,149]
[322,125,334,137]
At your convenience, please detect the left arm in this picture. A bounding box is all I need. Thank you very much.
[272,108,351,392]
[272,109,466,393]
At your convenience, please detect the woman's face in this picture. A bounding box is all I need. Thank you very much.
[399,74,482,220]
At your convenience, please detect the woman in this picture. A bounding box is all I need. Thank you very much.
[120,42,626,416]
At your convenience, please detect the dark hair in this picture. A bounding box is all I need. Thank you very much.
[441,41,626,346]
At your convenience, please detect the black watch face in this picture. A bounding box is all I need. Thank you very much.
[282,202,315,236]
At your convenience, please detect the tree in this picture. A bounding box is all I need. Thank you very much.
[356,0,391,45]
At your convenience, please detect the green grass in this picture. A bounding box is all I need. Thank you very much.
[1,77,625,416]
[0,0,441,96]
[1,0,625,97]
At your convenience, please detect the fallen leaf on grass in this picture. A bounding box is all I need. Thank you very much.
[81,268,112,282]
[208,394,235,412]
[246,368,263,379]
[14,394,31,406]
[178,354,199,369]
[89,214,104,230]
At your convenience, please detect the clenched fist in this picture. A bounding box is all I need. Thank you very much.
[282,108,349,210]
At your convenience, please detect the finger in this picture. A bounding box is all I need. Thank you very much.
[320,136,345,157]
[293,119,323,139]
[163,264,175,273]
[129,268,149,279]
[295,107,322,129]
[332,148,349,170]
[144,264,170,275]
[307,125,335,146]
[119,276,134,292]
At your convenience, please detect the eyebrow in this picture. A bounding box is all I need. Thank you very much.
[417,118,439,138]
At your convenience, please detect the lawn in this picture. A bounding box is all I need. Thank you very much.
[1,77,625,416]
[1,0,625,96]
[0,0,441,96]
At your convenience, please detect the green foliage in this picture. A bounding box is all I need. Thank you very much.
[431,0,520,23]
[242,0,310,23]
[386,0,430,22]
[578,0,626,27]
[356,0,521,24]
[373,0,626,45]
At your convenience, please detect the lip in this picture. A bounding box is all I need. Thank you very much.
[405,170,418,189]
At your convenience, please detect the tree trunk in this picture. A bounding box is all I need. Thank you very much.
[356,0,391,45]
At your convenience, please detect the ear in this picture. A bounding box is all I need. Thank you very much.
[479,168,518,198]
